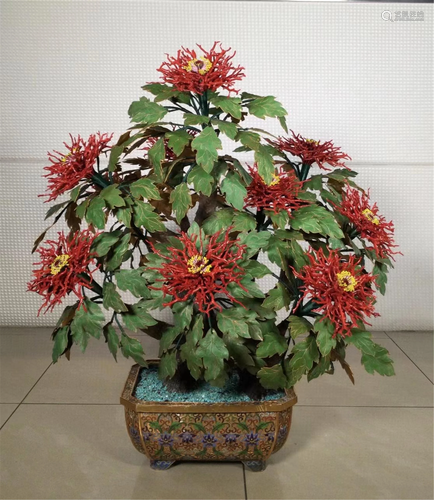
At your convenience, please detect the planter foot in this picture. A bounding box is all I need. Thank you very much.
[150,460,175,470]
[243,460,267,472]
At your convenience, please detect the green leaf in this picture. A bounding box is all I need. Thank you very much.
[159,352,178,379]
[180,320,203,380]
[217,310,250,339]
[256,331,287,358]
[278,115,288,133]
[75,199,89,219]
[257,364,287,389]
[187,165,214,196]
[103,323,119,361]
[170,183,192,223]
[373,262,388,295]
[209,95,242,119]
[159,326,182,353]
[71,300,105,352]
[314,318,336,356]
[183,113,210,126]
[255,145,274,184]
[236,131,261,152]
[239,260,272,279]
[172,301,194,330]
[115,269,150,298]
[52,327,69,363]
[285,336,319,387]
[230,277,265,299]
[92,231,122,257]
[262,283,291,311]
[267,210,289,230]
[121,304,157,332]
[247,96,287,119]
[304,175,323,191]
[231,211,256,232]
[221,172,247,211]
[166,130,192,156]
[133,199,165,232]
[308,356,331,382]
[115,207,132,228]
[191,127,222,172]
[329,237,345,250]
[211,119,238,140]
[202,208,234,234]
[361,346,395,376]
[128,96,167,124]
[99,184,125,209]
[148,137,165,182]
[196,330,229,382]
[45,201,69,220]
[291,205,344,239]
[345,328,377,356]
[102,282,127,313]
[108,145,123,172]
[239,231,271,258]
[224,336,255,368]
[106,233,130,271]
[288,316,312,339]
[85,197,106,229]
[120,333,147,366]
[130,178,161,200]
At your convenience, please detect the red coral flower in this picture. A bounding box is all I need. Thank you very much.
[42,132,113,201]
[338,186,400,260]
[271,131,351,171]
[28,230,99,314]
[150,230,247,314]
[244,165,310,216]
[294,249,379,338]
[157,42,245,95]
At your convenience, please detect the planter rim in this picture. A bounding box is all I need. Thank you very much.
[120,362,297,414]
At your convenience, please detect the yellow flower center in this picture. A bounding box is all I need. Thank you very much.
[60,148,79,163]
[362,209,380,225]
[187,255,212,274]
[50,254,70,275]
[184,57,212,75]
[337,271,357,292]
[305,139,319,145]
[261,174,280,187]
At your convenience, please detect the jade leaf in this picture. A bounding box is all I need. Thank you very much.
[85,197,106,229]
[221,172,247,211]
[191,127,222,172]
[115,269,150,298]
[120,333,147,366]
[103,323,119,361]
[99,185,125,209]
[102,282,128,313]
[166,130,192,156]
[52,326,69,363]
[170,183,192,223]
[209,95,242,119]
[128,96,167,124]
[247,96,287,119]
[187,165,214,196]
[196,330,229,382]
[257,364,287,389]
[130,178,161,200]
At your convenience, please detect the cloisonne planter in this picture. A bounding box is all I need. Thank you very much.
[120,363,297,471]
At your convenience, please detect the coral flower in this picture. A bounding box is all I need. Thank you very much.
[338,186,400,260]
[28,230,99,314]
[244,165,310,216]
[157,42,245,95]
[43,132,113,201]
[294,249,379,338]
[270,131,351,171]
[150,230,247,314]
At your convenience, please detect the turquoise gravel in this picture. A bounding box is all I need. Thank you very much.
[134,367,285,403]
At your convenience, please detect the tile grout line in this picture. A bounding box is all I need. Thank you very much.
[0,362,53,431]
[242,463,248,500]
[4,402,433,408]
[385,332,434,384]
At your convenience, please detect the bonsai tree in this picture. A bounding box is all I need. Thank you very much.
[29,42,399,395]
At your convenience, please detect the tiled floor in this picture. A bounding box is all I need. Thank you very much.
[0,328,432,500]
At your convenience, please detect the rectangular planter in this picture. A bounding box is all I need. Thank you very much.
[120,363,297,471]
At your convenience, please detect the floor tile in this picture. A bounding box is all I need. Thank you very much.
[295,339,433,407]
[387,331,433,382]
[0,335,52,403]
[0,404,245,500]
[25,334,160,404]
[0,327,53,335]
[245,407,434,500]
[0,404,18,427]
[370,331,388,338]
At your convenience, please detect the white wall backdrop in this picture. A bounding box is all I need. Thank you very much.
[0,0,432,329]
